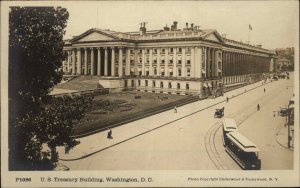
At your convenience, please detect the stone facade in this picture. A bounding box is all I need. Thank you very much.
[63,22,276,97]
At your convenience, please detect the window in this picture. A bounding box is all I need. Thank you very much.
[170,48,173,53]
[139,49,142,54]
[170,60,173,64]
[146,58,149,63]
[161,71,165,76]
[161,60,165,64]
[168,82,172,89]
[177,83,180,89]
[186,83,190,90]
[154,60,157,64]
[187,60,191,65]
[145,80,148,86]
[146,71,149,76]
[169,71,173,76]
[218,52,221,59]
[186,47,191,54]
[161,49,165,54]
[153,49,157,53]
[187,68,191,76]
[153,81,156,87]
[130,49,134,54]
[154,68,157,75]
[138,80,141,86]
[178,68,182,76]
[178,48,182,53]
[139,58,142,63]
[139,71,142,76]
[178,60,182,64]
[146,49,150,54]
[160,82,164,88]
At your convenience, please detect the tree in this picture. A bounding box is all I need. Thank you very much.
[8,7,79,170]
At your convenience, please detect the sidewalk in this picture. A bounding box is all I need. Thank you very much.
[58,80,269,161]
[276,122,294,150]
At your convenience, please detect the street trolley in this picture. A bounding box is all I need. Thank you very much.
[222,118,238,146]
[224,132,261,170]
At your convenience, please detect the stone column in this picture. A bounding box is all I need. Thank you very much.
[157,48,161,76]
[182,47,186,77]
[164,48,169,77]
[72,49,76,75]
[84,48,88,75]
[149,48,153,76]
[173,48,177,77]
[97,48,101,76]
[125,48,130,76]
[191,46,195,78]
[141,48,145,76]
[104,47,108,76]
[90,48,95,75]
[111,47,115,76]
[207,48,211,78]
[195,46,201,78]
[118,47,123,77]
[67,51,70,72]
[134,48,138,76]
[204,47,207,78]
[77,48,81,75]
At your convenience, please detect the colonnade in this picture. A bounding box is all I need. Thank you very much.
[64,46,224,80]
[221,51,270,76]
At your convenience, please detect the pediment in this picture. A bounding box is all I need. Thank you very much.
[77,32,116,42]
[204,32,223,43]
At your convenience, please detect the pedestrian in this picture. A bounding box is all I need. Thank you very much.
[264,88,266,93]
[257,104,260,111]
[174,106,177,113]
[64,145,69,154]
[226,97,229,103]
[107,128,112,139]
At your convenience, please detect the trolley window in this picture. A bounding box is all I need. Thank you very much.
[227,132,259,152]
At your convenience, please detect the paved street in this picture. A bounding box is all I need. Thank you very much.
[59,73,294,170]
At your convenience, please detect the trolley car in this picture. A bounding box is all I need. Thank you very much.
[224,132,261,170]
[222,118,238,146]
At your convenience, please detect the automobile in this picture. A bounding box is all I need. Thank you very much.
[272,76,279,81]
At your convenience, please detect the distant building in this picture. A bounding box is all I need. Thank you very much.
[63,21,276,97]
[277,58,292,71]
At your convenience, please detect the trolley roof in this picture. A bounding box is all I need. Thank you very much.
[222,118,238,132]
[227,132,260,152]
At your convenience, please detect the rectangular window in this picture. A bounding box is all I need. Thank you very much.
[139,58,142,63]
[154,68,157,75]
[178,60,182,64]
[146,49,150,54]
[138,80,141,86]
[130,49,134,54]
[178,48,182,53]
[161,71,165,76]
[169,71,173,76]
[146,71,149,76]
[187,68,191,76]
[160,82,163,88]
[170,60,173,64]
[161,49,165,54]
[178,69,182,76]
[139,49,142,54]
[168,82,172,89]
[186,83,190,90]
[187,60,191,65]
[177,83,180,89]
[153,81,156,87]
[154,60,157,64]
[153,49,157,53]
[170,48,173,53]
[186,47,191,54]
[145,80,148,86]
[146,58,149,63]
[161,60,165,64]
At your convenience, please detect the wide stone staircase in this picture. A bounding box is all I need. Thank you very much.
[55,76,103,91]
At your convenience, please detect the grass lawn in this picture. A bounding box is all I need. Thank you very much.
[73,91,194,136]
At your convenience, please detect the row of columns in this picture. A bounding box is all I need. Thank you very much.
[222,51,270,76]
[66,47,130,77]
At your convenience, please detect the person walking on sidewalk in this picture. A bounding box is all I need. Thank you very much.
[226,97,229,103]
[107,128,113,139]
[264,88,266,93]
[257,104,260,111]
[174,106,177,113]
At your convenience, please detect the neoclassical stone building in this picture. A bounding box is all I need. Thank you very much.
[63,22,276,97]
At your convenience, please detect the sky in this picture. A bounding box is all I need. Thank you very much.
[4,0,298,49]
